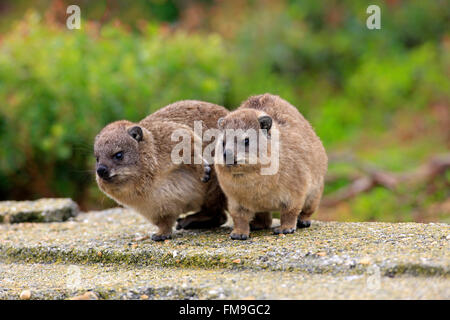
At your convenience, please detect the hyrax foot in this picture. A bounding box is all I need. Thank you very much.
[151,233,172,241]
[297,219,311,228]
[230,233,249,240]
[228,204,251,240]
[273,227,296,235]
[277,208,301,235]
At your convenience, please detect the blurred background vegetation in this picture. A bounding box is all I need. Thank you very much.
[0,0,448,222]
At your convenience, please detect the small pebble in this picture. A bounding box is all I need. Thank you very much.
[19,290,31,300]
[359,257,372,265]
[232,259,241,264]
[316,251,327,257]
[140,294,149,300]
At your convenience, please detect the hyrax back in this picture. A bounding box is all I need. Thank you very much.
[142,100,230,230]
[214,94,328,240]
[94,101,228,241]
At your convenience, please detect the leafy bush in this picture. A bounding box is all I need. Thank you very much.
[223,0,449,144]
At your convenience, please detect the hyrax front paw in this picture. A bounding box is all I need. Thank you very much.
[297,220,311,229]
[230,233,249,240]
[151,233,172,241]
[273,227,296,235]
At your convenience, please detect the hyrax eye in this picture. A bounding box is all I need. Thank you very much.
[113,152,124,160]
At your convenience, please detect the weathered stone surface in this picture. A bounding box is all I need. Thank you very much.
[0,198,79,223]
[1,263,448,300]
[0,208,448,299]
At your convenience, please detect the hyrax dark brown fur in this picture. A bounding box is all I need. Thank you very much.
[94,101,228,241]
[215,94,328,240]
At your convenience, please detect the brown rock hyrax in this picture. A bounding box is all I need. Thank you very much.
[94,101,228,241]
[214,94,328,240]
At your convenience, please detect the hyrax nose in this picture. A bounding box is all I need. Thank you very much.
[96,165,109,179]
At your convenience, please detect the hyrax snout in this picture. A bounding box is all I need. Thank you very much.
[214,94,328,240]
[94,101,229,241]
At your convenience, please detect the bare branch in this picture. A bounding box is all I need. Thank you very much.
[321,153,450,207]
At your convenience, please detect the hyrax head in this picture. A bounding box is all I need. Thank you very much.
[94,120,153,191]
[215,109,273,172]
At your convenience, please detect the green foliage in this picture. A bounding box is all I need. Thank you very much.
[351,187,402,221]
[224,0,449,145]
[0,12,231,202]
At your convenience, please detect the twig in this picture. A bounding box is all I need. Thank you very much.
[321,153,450,207]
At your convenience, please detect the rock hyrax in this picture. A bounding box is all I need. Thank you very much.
[215,94,328,240]
[94,101,228,241]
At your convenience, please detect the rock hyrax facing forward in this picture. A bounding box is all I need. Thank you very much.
[94,101,228,241]
[215,94,328,240]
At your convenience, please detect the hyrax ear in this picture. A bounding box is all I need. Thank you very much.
[258,115,272,131]
[127,126,143,142]
[217,117,225,129]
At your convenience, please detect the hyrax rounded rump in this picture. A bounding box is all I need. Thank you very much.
[214,93,328,240]
[94,101,229,241]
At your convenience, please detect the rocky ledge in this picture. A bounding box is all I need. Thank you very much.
[0,198,78,223]
[0,206,448,299]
